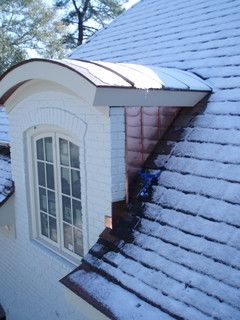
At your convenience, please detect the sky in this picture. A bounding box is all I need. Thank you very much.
[125,0,140,9]
[46,0,140,9]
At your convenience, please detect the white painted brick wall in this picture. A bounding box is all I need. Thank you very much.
[0,82,112,320]
[110,107,126,202]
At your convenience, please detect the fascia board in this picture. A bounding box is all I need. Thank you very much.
[93,87,209,107]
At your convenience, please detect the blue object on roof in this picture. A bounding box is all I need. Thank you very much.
[137,169,161,199]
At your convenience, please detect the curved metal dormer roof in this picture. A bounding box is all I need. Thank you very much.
[0,58,211,108]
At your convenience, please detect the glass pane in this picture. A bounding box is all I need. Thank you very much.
[39,187,47,212]
[45,137,53,163]
[63,223,73,251]
[74,228,83,256]
[49,216,57,242]
[61,167,70,195]
[73,199,82,228]
[62,196,72,223]
[36,139,44,160]
[71,169,81,199]
[48,190,56,216]
[46,164,55,190]
[40,212,49,237]
[37,162,45,187]
[70,142,80,168]
[60,138,69,166]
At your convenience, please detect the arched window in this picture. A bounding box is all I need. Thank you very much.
[31,131,83,261]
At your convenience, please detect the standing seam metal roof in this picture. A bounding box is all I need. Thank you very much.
[64,59,211,91]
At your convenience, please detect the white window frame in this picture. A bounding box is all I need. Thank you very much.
[26,125,87,265]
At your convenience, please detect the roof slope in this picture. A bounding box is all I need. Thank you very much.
[62,100,240,319]
[0,108,12,206]
[70,0,240,77]
[0,107,10,145]
[0,147,13,206]
[63,0,240,318]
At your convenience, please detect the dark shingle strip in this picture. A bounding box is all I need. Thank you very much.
[0,107,9,145]
[152,186,240,230]
[157,170,240,207]
[138,208,240,270]
[0,151,13,205]
[118,242,240,318]
[118,240,240,311]
[84,252,212,320]
[101,250,235,319]
[137,219,240,275]
[130,233,240,290]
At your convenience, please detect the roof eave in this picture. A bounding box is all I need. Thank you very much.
[0,187,14,209]
[94,87,211,107]
[0,58,212,110]
[60,265,116,320]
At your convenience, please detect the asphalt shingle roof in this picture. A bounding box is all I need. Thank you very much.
[62,0,240,318]
[0,107,10,145]
[0,147,13,206]
[0,106,12,205]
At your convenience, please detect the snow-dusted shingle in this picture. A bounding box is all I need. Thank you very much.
[0,148,13,206]
[0,107,10,146]
[62,0,240,319]
[0,108,13,205]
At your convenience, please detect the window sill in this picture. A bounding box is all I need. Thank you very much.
[32,237,82,268]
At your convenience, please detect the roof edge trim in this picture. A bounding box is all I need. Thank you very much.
[0,58,212,109]
[0,59,97,107]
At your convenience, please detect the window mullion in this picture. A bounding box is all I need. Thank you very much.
[54,133,63,249]
[33,137,42,239]
[32,130,83,262]
[68,141,75,253]
[43,139,50,235]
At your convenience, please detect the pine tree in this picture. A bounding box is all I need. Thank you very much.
[0,0,66,74]
[55,0,127,48]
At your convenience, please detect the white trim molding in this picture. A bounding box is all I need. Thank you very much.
[26,125,87,264]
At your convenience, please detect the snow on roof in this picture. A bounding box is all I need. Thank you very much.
[0,148,13,206]
[62,101,240,319]
[62,0,240,319]
[0,107,10,146]
[69,0,240,80]
[0,59,210,108]
[64,59,211,91]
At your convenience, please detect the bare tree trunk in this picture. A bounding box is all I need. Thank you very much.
[77,15,84,45]
[65,0,124,47]
[72,0,84,45]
